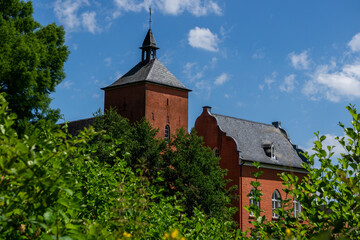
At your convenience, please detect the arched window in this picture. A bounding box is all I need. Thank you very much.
[272,190,281,218]
[293,198,301,217]
[249,188,260,216]
[165,125,170,139]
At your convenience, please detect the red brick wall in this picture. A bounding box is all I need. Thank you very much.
[241,166,306,231]
[104,83,189,138]
[104,84,146,123]
[145,84,188,138]
[194,107,307,231]
[195,108,240,223]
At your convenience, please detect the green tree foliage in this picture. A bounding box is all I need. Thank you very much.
[0,95,240,239]
[92,108,165,174]
[0,0,69,132]
[162,129,234,218]
[91,109,234,220]
[246,105,360,240]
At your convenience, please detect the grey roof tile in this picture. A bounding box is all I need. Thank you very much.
[141,29,158,49]
[102,59,191,91]
[210,112,306,169]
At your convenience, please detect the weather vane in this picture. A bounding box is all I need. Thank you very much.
[149,7,152,29]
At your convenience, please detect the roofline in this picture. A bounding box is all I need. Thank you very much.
[101,80,192,92]
[239,159,308,174]
[212,112,274,127]
[59,116,95,125]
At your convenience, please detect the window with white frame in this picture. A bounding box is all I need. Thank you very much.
[249,188,260,216]
[270,144,276,160]
[293,198,301,217]
[272,190,281,218]
[262,143,276,159]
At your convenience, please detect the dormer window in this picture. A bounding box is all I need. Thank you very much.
[263,143,276,160]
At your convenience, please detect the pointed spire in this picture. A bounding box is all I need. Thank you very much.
[141,29,158,49]
[139,8,159,63]
[140,18,159,63]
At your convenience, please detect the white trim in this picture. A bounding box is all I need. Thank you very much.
[293,198,302,217]
[272,190,281,218]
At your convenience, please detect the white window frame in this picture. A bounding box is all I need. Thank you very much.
[271,144,276,160]
[249,188,260,217]
[272,190,281,218]
[293,198,301,217]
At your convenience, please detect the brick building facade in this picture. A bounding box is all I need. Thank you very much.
[194,106,307,230]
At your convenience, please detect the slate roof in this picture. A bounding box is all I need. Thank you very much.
[141,29,158,49]
[102,58,191,91]
[61,117,95,136]
[209,111,306,169]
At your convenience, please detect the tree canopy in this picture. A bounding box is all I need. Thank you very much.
[0,0,69,132]
[91,109,234,219]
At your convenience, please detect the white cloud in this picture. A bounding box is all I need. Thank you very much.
[302,62,360,102]
[280,74,296,93]
[81,11,100,34]
[214,73,230,85]
[59,80,74,89]
[195,79,212,98]
[54,0,101,33]
[288,50,310,70]
[348,32,360,52]
[264,71,277,89]
[112,0,148,18]
[160,0,222,16]
[183,62,203,82]
[252,48,265,59]
[188,27,219,52]
[54,0,89,32]
[113,0,221,17]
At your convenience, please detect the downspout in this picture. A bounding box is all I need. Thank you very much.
[239,155,244,230]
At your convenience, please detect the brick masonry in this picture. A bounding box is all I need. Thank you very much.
[194,106,307,230]
[104,82,188,138]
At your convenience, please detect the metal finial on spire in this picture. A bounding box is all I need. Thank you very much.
[149,8,152,29]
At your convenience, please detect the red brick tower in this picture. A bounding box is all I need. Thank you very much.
[102,29,191,138]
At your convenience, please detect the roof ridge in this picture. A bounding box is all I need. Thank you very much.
[212,113,273,127]
[145,59,156,80]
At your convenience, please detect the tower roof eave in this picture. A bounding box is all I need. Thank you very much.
[102,59,191,91]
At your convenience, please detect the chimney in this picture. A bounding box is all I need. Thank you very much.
[272,121,281,128]
[203,106,212,113]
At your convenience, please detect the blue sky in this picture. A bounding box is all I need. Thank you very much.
[33,0,360,156]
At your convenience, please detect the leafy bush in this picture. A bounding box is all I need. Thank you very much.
[0,94,240,239]
[246,105,360,240]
